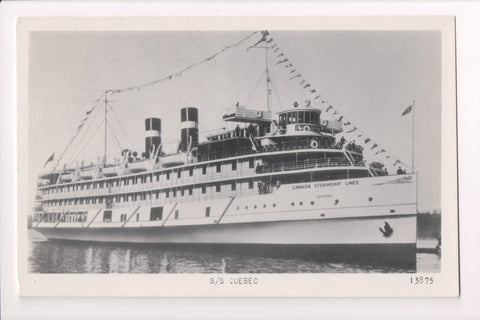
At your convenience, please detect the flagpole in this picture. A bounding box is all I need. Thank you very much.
[412,99,415,172]
[104,91,108,167]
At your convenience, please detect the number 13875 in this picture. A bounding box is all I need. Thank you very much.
[410,276,434,285]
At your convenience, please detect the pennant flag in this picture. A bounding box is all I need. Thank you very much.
[277,53,285,58]
[289,74,301,80]
[364,138,371,144]
[310,89,316,93]
[402,104,413,116]
[304,84,311,89]
[300,80,306,86]
[326,105,333,112]
[290,69,296,74]
[394,160,401,165]
[336,115,343,121]
[344,121,352,126]
[276,58,288,65]
[370,143,378,150]
[346,127,357,133]
[333,110,338,115]
[274,47,280,53]
[266,39,273,43]
[43,153,54,168]
[85,107,94,115]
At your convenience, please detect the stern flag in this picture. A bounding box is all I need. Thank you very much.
[44,153,54,168]
[402,104,413,116]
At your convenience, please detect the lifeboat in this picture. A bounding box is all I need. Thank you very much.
[127,161,148,173]
[59,173,74,183]
[102,165,119,177]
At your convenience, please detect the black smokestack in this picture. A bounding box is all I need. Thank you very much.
[145,117,161,158]
[180,107,198,152]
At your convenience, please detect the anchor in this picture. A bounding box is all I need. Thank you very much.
[379,221,394,237]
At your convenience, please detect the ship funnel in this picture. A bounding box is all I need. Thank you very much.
[179,107,198,152]
[145,117,161,158]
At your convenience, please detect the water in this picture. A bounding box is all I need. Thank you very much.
[28,233,440,273]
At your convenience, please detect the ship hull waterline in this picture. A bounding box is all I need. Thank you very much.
[34,214,417,269]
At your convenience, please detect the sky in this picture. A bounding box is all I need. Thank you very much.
[27,30,441,212]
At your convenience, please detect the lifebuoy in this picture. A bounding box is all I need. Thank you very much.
[304,125,311,132]
[310,140,319,148]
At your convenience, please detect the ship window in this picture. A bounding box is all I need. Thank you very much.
[305,112,311,123]
[167,172,170,180]
[216,163,221,173]
[291,202,295,206]
[248,180,254,189]
[150,207,163,220]
[231,182,236,191]
[249,158,254,169]
[299,111,305,123]
[368,197,373,202]
[177,170,181,178]
[120,214,126,222]
[254,205,257,209]
[232,161,237,171]
[175,210,179,219]
[202,166,207,175]
[310,201,315,205]
[292,112,297,124]
[189,187,193,195]
[136,213,140,221]
[299,201,303,206]
[216,184,221,192]
[273,203,276,207]
[156,191,160,199]
[202,186,206,194]
[166,191,170,198]
[103,210,112,222]
[263,204,266,208]
[173,190,176,198]
[205,207,210,217]
[189,168,194,176]
[181,189,185,196]
[156,173,160,181]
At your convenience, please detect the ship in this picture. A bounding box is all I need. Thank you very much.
[31,31,417,269]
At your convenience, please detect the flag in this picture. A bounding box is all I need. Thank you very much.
[44,153,54,168]
[364,138,371,144]
[370,143,378,150]
[402,104,413,116]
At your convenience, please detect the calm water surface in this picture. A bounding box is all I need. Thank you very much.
[28,232,440,273]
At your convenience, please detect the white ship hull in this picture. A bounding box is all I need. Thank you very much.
[35,174,417,264]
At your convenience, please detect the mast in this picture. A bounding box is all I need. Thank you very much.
[265,36,271,112]
[104,91,107,167]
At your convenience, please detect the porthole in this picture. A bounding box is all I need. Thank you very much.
[291,202,295,206]
[334,199,339,205]
[263,204,266,208]
[273,203,276,207]
[299,201,303,206]
[368,197,373,202]
[237,206,240,210]
[310,201,315,205]
[254,205,257,209]
[390,209,395,213]
[321,213,325,217]
[245,205,248,210]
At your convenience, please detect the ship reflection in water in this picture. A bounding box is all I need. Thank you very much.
[28,237,440,274]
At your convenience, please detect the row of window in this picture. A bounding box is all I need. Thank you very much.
[43,159,255,194]
[42,181,254,207]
